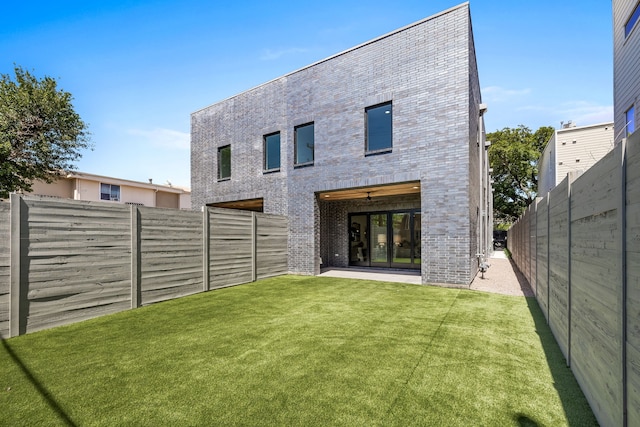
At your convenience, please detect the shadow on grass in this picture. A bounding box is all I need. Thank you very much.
[515,413,540,426]
[505,263,598,426]
[1,338,78,427]
[524,299,598,426]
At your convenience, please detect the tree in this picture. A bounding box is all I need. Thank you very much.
[0,66,91,198]
[488,125,554,225]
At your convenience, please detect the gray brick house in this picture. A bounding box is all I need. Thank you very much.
[191,2,492,285]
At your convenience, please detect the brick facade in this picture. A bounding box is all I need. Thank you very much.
[191,3,491,285]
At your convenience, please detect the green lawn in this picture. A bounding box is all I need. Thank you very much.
[1,275,596,426]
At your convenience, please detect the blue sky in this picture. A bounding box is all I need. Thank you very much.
[1,0,614,188]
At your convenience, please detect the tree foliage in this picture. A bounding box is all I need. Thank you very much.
[488,125,554,225]
[0,66,91,198]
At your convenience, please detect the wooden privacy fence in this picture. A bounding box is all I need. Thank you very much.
[0,196,288,338]
[508,130,640,427]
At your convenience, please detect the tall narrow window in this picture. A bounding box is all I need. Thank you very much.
[294,123,314,166]
[627,106,635,136]
[100,183,120,201]
[366,102,392,153]
[264,132,281,171]
[625,2,640,37]
[218,145,231,180]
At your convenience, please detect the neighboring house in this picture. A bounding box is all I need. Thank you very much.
[538,121,614,195]
[27,172,191,209]
[191,3,492,286]
[614,0,639,142]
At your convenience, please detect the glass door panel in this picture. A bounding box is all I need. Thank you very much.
[413,213,421,265]
[391,213,411,266]
[370,214,389,266]
[349,215,369,266]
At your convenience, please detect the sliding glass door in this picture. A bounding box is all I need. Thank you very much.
[348,210,420,269]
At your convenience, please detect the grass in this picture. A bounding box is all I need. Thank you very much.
[1,275,596,426]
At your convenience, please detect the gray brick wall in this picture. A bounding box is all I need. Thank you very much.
[191,3,485,285]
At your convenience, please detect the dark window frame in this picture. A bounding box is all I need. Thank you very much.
[294,122,314,167]
[263,131,281,173]
[365,101,393,155]
[625,1,640,38]
[218,145,231,181]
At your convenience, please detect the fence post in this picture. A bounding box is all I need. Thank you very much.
[545,195,550,322]
[620,139,628,427]
[130,205,141,308]
[252,212,257,282]
[9,194,27,337]
[566,172,577,368]
[202,206,210,291]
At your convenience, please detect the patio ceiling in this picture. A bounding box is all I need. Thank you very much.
[209,198,264,212]
[317,181,420,201]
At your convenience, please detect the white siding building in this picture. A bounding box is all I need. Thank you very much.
[538,122,614,195]
[614,0,639,141]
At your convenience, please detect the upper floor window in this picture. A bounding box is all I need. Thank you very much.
[294,123,314,166]
[627,106,636,136]
[264,132,281,172]
[625,2,640,37]
[218,145,231,180]
[366,102,392,153]
[100,183,120,201]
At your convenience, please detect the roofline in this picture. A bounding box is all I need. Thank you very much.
[556,121,614,133]
[192,2,470,115]
[64,171,190,194]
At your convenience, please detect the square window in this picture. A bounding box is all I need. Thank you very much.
[627,106,635,136]
[366,102,392,153]
[294,123,314,166]
[218,145,231,180]
[264,132,281,171]
[100,183,120,201]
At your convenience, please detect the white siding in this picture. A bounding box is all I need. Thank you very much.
[555,123,615,183]
[538,123,614,194]
[614,0,640,142]
[538,133,557,196]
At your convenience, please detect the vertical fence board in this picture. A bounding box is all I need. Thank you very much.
[256,213,289,280]
[627,130,640,426]
[209,208,253,288]
[536,197,549,320]
[548,177,570,360]
[139,207,203,305]
[23,197,132,334]
[0,202,10,337]
[570,145,623,427]
[529,200,538,294]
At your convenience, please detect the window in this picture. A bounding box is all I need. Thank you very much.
[100,183,120,201]
[366,102,392,153]
[625,2,640,37]
[294,123,314,166]
[627,106,635,136]
[218,145,231,180]
[264,132,281,171]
